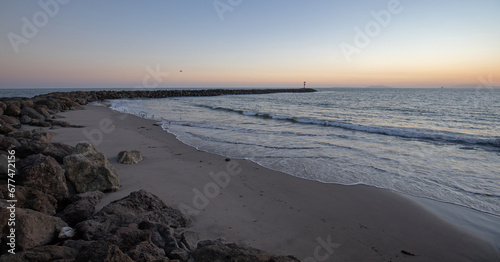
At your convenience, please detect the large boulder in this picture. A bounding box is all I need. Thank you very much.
[0,185,57,215]
[0,245,77,262]
[18,154,69,202]
[15,140,75,163]
[20,106,45,121]
[0,134,20,150]
[63,143,120,193]
[74,241,134,262]
[0,115,21,126]
[192,240,301,262]
[4,103,21,117]
[77,190,190,248]
[0,204,68,251]
[117,150,143,164]
[57,191,104,226]
[126,241,168,262]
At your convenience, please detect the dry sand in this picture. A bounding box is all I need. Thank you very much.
[50,103,500,261]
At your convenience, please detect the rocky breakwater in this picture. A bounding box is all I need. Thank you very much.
[0,91,301,261]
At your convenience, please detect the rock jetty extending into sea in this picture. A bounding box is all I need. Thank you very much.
[0,89,308,261]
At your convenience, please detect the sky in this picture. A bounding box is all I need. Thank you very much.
[0,0,499,89]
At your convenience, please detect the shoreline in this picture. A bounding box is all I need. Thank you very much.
[49,103,500,261]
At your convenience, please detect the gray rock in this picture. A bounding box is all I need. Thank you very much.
[19,115,32,124]
[117,150,143,164]
[0,205,68,251]
[64,143,120,193]
[18,154,69,202]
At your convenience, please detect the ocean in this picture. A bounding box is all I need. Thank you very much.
[109,88,500,218]
[2,87,499,217]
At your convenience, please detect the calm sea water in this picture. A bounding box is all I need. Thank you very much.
[110,88,500,217]
[2,88,499,217]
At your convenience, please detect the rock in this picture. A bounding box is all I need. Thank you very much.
[64,143,120,193]
[106,224,152,251]
[169,248,189,261]
[20,106,45,121]
[62,239,93,253]
[0,102,6,111]
[180,231,199,251]
[57,191,103,226]
[58,226,76,239]
[74,241,134,262]
[0,245,77,262]
[0,205,68,251]
[127,241,168,262]
[36,107,52,120]
[138,221,179,253]
[4,103,21,117]
[47,119,71,127]
[0,134,20,150]
[15,141,75,163]
[118,150,143,164]
[35,98,62,112]
[57,198,98,226]
[0,108,2,116]
[68,190,105,204]
[21,100,34,108]
[0,123,16,134]
[0,155,9,181]
[0,115,21,125]
[18,154,69,202]
[29,119,52,127]
[192,241,301,262]
[30,131,53,143]
[77,190,190,243]
[19,115,32,124]
[0,185,57,215]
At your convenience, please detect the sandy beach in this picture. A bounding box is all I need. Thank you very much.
[49,103,500,261]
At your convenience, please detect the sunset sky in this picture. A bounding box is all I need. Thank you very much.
[1,0,499,89]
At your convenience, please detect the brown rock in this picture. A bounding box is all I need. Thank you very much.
[4,103,21,117]
[0,205,68,251]
[0,123,16,134]
[77,190,189,244]
[0,115,21,126]
[0,245,77,262]
[20,106,45,121]
[127,241,168,262]
[15,141,75,163]
[64,143,120,193]
[0,185,57,215]
[18,154,69,202]
[106,224,152,251]
[58,191,104,226]
[0,134,20,150]
[74,241,134,262]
